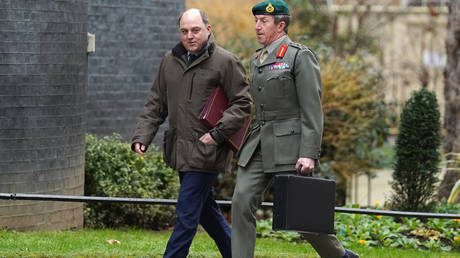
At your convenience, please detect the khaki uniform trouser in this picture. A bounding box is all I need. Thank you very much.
[231,150,346,258]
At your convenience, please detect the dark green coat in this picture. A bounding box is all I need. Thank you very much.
[132,35,252,173]
[237,36,323,173]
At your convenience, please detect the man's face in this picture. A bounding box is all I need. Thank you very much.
[254,15,283,46]
[179,11,211,54]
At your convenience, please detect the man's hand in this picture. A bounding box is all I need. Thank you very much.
[200,133,217,145]
[295,157,315,174]
[134,142,147,156]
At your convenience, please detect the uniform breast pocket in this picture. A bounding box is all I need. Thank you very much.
[266,70,293,97]
[273,119,300,164]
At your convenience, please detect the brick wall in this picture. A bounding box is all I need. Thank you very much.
[0,0,88,231]
[87,0,185,146]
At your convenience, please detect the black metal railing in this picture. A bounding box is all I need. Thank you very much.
[0,193,459,219]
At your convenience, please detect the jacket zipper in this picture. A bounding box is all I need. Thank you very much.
[189,72,196,101]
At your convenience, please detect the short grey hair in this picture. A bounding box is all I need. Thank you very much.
[274,14,290,34]
[177,10,210,26]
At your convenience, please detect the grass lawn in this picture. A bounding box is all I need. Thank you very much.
[0,228,459,257]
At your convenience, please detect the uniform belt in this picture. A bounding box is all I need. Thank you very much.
[256,110,300,121]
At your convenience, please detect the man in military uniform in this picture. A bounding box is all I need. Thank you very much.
[231,1,359,257]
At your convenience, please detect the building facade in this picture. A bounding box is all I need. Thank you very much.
[0,0,88,231]
[0,0,184,231]
[86,0,184,146]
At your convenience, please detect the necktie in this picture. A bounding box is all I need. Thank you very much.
[187,54,197,66]
[260,48,268,63]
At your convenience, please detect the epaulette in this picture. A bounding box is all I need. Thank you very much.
[288,42,318,60]
[288,42,307,50]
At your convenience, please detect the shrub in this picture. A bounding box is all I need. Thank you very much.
[256,202,460,251]
[390,88,442,212]
[84,134,179,229]
[320,56,393,204]
[443,153,460,204]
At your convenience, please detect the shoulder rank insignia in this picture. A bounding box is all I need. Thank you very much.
[288,42,303,48]
[277,44,288,58]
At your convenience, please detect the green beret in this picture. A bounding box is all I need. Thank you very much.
[252,0,290,15]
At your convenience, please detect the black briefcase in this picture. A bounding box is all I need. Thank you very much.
[272,170,336,234]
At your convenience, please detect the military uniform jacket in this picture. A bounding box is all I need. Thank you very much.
[237,36,323,173]
[132,35,252,173]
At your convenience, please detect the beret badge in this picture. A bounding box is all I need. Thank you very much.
[266,3,275,13]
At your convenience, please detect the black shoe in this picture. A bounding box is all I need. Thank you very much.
[343,249,359,258]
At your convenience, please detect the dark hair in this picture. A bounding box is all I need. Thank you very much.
[274,14,290,34]
[177,9,210,26]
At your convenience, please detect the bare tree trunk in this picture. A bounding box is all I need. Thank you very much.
[439,0,460,200]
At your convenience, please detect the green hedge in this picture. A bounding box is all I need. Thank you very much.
[84,134,179,229]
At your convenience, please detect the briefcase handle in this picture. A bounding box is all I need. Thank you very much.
[296,165,313,177]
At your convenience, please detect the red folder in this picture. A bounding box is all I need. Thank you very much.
[199,85,252,152]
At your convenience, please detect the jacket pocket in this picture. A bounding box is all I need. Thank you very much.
[266,71,293,97]
[163,128,177,168]
[189,140,218,169]
[273,119,300,164]
[188,72,196,101]
[267,70,293,81]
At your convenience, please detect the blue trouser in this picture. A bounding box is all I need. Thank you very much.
[163,171,231,258]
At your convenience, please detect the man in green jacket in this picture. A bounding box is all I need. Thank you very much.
[131,9,252,258]
[231,1,358,257]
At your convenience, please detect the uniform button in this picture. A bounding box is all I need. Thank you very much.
[258,68,263,73]
[258,86,262,91]
[261,121,265,125]
[291,130,295,134]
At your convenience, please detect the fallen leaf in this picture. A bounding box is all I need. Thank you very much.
[106,239,121,244]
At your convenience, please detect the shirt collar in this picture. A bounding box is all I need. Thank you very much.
[186,44,208,65]
[187,39,209,58]
[265,35,287,55]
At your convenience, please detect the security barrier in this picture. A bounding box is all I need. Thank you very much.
[1,193,458,219]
